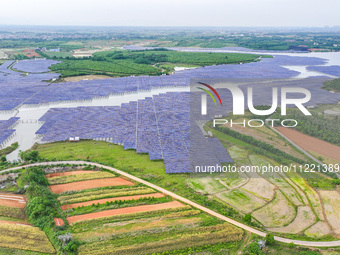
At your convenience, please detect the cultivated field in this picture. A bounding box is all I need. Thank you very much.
[67,201,185,224]
[49,177,134,193]
[319,190,340,236]
[61,192,164,210]
[47,171,115,185]
[0,193,26,208]
[43,165,245,254]
[276,127,340,162]
[0,222,55,254]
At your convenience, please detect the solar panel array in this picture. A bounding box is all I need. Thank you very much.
[307,65,340,77]
[0,72,59,111]
[1,55,323,111]
[36,92,233,173]
[0,117,19,148]
[25,76,190,105]
[12,59,61,73]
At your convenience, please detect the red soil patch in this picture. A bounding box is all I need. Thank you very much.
[61,193,165,210]
[67,201,185,224]
[54,218,65,226]
[46,170,97,178]
[0,220,31,226]
[276,127,340,162]
[50,177,134,194]
[0,193,26,209]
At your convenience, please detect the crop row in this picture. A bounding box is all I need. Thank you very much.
[0,205,26,219]
[70,205,192,232]
[78,223,243,255]
[48,171,115,185]
[65,196,173,217]
[0,223,55,254]
[58,187,155,205]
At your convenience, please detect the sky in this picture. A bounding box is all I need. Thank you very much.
[0,0,339,27]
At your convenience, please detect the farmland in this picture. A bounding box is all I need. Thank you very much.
[275,127,340,163]
[0,223,55,254]
[35,136,340,242]
[49,50,263,77]
[38,166,244,254]
[0,189,54,254]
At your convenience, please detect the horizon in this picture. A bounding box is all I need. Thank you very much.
[1,0,340,27]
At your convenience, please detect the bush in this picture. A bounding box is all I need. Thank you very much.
[19,150,40,162]
[244,214,252,223]
[266,233,275,245]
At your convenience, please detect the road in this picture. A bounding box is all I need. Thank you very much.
[2,161,340,247]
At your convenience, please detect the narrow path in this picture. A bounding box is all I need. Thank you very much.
[1,161,340,247]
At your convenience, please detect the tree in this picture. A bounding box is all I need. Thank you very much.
[19,150,40,162]
[0,156,6,162]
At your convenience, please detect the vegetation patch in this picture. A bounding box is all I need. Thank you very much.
[322,78,340,92]
[47,171,115,185]
[0,223,55,254]
[58,186,155,205]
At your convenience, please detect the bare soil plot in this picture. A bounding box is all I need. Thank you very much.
[63,75,112,82]
[252,191,296,228]
[304,221,332,238]
[319,190,340,236]
[227,123,305,159]
[215,189,267,213]
[268,206,316,233]
[67,201,185,224]
[54,218,65,226]
[276,127,340,162]
[50,177,134,194]
[241,176,276,201]
[46,170,98,178]
[0,220,31,226]
[0,193,26,209]
[61,193,165,210]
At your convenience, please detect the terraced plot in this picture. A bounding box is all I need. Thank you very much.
[305,221,332,238]
[67,201,185,224]
[61,193,165,210]
[0,222,55,254]
[252,191,296,228]
[50,177,135,193]
[58,187,155,205]
[0,193,26,208]
[215,189,267,213]
[47,171,115,185]
[268,206,316,233]
[319,190,340,236]
[46,170,98,178]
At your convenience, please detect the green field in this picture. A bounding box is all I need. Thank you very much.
[49,50,264,77]
[322,78,340,92]
[43,51,72,58]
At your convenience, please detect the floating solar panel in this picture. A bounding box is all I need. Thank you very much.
[307,65,340,77]
[12,59,61,73]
